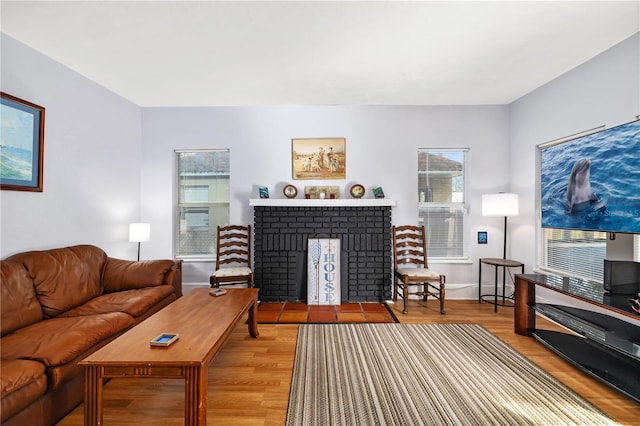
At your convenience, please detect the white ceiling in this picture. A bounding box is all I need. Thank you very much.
[2,1,639,107]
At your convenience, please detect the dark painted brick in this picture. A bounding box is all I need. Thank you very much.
[254,205,392,302]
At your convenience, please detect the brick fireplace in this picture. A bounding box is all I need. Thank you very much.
[250,199,396,302]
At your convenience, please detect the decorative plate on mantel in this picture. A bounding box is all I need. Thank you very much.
[350,184,365,199]
[283,184,298,198]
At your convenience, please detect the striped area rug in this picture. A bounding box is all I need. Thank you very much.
[286,323,617,425]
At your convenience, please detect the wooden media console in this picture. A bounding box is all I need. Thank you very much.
[514,273,639,403]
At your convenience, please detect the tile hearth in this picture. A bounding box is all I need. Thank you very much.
[257,302,398,324]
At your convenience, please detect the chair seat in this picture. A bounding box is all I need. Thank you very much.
[212,267,252,277]
[396,267,441,280]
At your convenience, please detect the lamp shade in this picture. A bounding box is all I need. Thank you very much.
[129,223,151,242]
[482,193,519,217]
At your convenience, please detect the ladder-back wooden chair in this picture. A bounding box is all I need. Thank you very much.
[209,225,254,288]
[393,225,445,314]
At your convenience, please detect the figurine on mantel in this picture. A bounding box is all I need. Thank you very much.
[372,187,385,199]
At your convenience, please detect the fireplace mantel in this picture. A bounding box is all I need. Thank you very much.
[249,198,397,207]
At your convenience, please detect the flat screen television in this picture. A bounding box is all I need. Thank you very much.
[540,119,640,234]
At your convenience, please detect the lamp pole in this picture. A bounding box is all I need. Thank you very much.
[503,216,508,260]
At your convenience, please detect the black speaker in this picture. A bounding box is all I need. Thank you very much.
[603,260,640,294]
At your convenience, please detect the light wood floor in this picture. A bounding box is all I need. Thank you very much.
[57,300,640,425]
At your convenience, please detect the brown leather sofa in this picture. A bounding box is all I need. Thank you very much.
[0,244,182,426]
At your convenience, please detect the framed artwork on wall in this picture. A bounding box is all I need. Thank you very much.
[477,231,488,244]
[292,137,346,180]
[1,92,45,192]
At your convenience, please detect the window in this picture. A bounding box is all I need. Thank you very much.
[418,149,469,259]
[175,150,230,259]
[540,229,607,282]
[541,232,640,282]
[184,208,209,231]
[183,185,209,202]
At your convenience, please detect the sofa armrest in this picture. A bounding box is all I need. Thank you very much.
[103,258,180,296]
[164,260,183,298]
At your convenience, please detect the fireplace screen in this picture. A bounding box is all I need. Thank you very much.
[307,239,341,305]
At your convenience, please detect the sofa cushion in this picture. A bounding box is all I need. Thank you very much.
[0,312,133,367]
[59,285,176,318]
[0,359,47,423]
[0,261,42,336]
[103,258,176,292]
[7,245,107,318]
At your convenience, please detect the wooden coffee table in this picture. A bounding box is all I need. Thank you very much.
[79,288,259,426]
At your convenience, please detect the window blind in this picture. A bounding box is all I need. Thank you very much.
[418,205,467,258]
[541,229,607,282]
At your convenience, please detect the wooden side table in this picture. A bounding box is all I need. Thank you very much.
[478,258,524,312]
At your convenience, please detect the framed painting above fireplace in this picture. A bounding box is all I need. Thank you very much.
[292,137,346,180]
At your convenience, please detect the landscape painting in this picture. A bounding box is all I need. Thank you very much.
[292,137,346,180]
[0,92,45,191]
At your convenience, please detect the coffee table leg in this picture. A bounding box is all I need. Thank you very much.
[185,366,207,425]
[84,366,103,426]
[248,300,259,338]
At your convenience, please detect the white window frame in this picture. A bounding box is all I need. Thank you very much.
[175,149,230,260]
[417,148,469,260]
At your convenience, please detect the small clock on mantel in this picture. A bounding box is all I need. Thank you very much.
[283,184,298,199]
[350,184,365,199]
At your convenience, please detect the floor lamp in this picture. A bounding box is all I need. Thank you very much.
[129,223,150,261]
[482,193,519,259]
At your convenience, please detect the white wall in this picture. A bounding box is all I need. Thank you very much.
[0,34,143,259]
[141,105,510,293]
[509,32,640,272]
[2,30,637,299]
